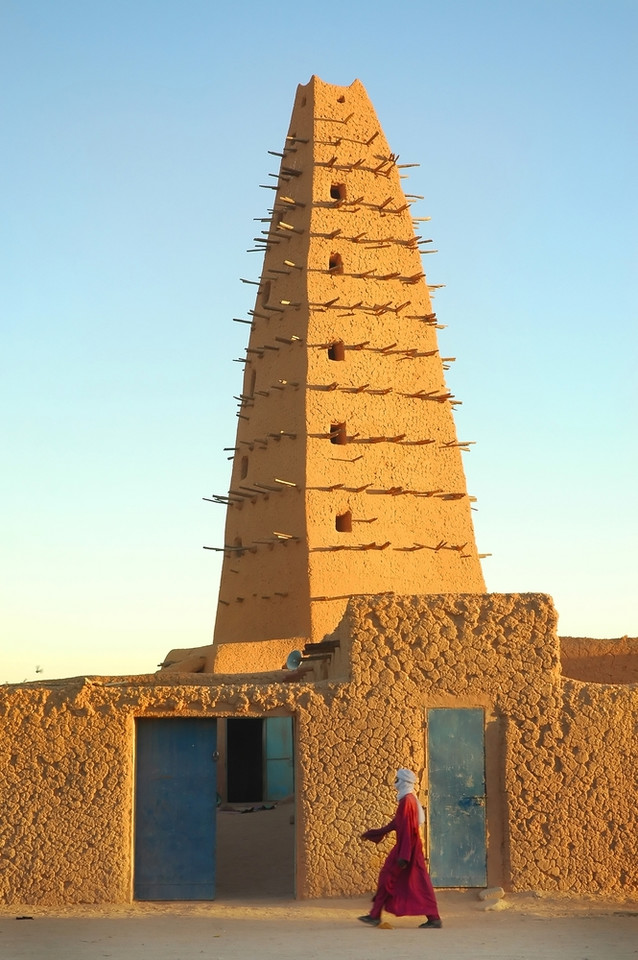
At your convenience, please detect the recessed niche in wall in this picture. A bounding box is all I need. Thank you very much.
[330,421,347,445]
[261,280,271,304]
[335,510,352,533]
[330,183,346,201]
[329,252,344,274]
[249,368,257,396]
[328,340,345,362]
[233,537,244,558]
[240,456,248,480]
[337,95,345,103]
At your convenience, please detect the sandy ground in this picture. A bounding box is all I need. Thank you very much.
[2,806,636,959]
[2,893,637,960]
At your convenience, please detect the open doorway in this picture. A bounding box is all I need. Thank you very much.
[227,717,263,801]
[216,716,295,898]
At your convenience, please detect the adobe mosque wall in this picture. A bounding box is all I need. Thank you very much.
[1,593,636,905]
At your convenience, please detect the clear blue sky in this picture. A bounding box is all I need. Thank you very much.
[2,0,636,683]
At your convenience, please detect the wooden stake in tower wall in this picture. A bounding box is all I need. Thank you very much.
[213,76,485,650]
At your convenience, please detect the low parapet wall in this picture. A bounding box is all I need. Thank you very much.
[560,635,638,683]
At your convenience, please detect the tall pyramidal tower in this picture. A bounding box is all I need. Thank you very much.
[213,77,485,651]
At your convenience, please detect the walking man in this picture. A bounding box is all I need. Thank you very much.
[359,768,442,928]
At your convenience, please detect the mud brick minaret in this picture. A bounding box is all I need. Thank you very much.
[212,76,485,650]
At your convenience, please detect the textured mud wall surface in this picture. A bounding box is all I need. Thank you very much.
[300,594,637,898]
[210,638,302,673]
[213,75,484,652]
[303,78,485,644]
[299,593,559,897]
[0,679,132,905]
[560,636,638,683]
[507,679,638,894]
[559,681,638,891]
[0,676,306,905]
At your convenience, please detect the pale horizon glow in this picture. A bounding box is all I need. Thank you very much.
[2,0,636,684]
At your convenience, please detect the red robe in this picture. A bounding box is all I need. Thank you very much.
[363,793,440,919]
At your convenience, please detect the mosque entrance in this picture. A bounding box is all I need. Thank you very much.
[133,716,295,900]
[426,707,487,887]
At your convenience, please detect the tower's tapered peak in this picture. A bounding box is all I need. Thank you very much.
[212,77,485,653]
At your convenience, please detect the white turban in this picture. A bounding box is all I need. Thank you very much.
[394,768,425,825]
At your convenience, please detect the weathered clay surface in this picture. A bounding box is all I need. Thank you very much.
[560,635,638,683]
[1,594,636,904]
[211,75,484,651]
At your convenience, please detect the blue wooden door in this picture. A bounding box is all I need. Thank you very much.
[427,708,486,887]
[134,718,217,900]
[264,717,294,801]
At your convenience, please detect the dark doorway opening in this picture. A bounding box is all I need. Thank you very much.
[227,718,263,802]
